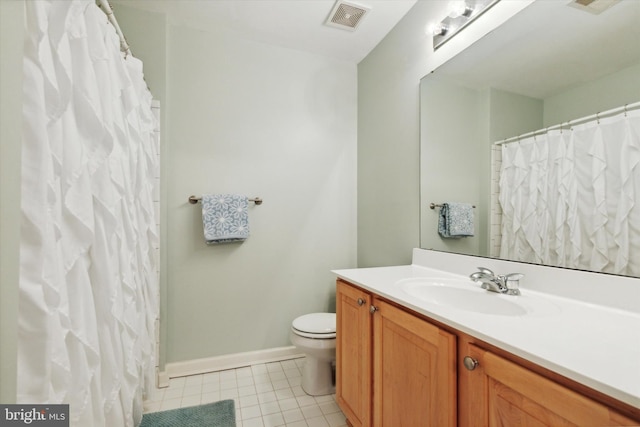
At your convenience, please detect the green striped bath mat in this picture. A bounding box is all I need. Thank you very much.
[139,399,236,427]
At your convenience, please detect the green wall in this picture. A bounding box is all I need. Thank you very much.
[116,6,358,365]
[420,77,484,255]
[357,0,534,267]
[544,62,640,126]
[0,0,24,404]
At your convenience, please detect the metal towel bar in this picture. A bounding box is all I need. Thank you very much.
[189,195,263,205]
[430,203,475,209]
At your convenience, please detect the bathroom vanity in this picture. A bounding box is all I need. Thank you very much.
[333,249,640,426]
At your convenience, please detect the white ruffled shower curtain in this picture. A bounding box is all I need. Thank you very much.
[499,108,640,276]
[19,1,158,426]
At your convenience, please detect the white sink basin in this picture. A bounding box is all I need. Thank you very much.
[397,278,559,317]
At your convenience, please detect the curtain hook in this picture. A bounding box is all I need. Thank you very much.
[624,104,628,117]
[596,112,600,124]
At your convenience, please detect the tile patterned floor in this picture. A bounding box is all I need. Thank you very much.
[143,357,348,427]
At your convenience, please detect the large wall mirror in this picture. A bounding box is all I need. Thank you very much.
[420,0,640,277]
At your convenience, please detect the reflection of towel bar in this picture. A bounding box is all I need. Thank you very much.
[189,195,263,205]
[430,203,475,209]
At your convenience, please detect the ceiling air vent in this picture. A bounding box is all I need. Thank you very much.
[568,0,620,15]
[325,0,370,32]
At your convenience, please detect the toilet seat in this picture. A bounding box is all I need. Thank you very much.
[291,313,336,339]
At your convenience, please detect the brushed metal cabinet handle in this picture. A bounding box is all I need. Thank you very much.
[463,356,479,371]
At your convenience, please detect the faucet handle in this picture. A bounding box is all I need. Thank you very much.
[476,266,495,276]
[504,273,524,295]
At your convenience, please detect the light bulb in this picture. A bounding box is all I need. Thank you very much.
[449,0,473,18]
[429,22,448,37]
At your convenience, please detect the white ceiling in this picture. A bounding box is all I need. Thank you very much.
[434,0,640,99]
[115,0,418,63]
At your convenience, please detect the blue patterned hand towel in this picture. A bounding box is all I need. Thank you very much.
[202,194,250,244]
[438,202,474,238]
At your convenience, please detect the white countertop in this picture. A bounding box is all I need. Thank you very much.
[332,263,640,409]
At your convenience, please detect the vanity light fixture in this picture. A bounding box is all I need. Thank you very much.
[432,0,500,50]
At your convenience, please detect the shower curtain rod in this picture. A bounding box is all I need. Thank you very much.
[495,101,640,146]
[96,0,131,56]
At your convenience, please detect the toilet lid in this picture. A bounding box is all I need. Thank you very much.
[292,313,336,336]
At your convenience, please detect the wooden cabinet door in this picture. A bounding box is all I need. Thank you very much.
[464,344,638,426]
[373,298,457,427]
[336,280,372,427]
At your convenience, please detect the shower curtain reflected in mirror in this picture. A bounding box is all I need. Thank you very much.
[20,1,159,426]
[498,107,640,277]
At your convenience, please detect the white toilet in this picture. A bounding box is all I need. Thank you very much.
[290,313,336,396]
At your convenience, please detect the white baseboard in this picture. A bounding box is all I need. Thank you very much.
[160,346,304,380]
[156,368,170,388]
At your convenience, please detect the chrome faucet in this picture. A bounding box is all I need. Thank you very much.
[469,267,523,296]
